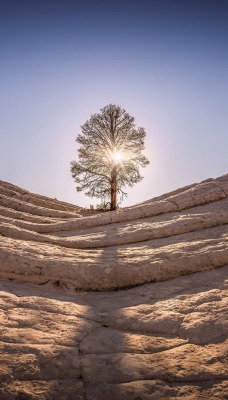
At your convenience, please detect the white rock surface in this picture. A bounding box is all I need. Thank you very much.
[0,175,227,399]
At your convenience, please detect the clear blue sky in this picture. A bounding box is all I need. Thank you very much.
[0,0,227,207]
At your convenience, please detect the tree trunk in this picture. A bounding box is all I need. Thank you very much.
[111,164,117,211]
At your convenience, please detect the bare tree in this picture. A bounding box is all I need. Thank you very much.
[71,104,149,210]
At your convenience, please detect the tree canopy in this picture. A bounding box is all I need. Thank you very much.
[71,104,149,210]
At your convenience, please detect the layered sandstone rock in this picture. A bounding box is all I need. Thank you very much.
[0,175,227,399]
[0,175,228,290]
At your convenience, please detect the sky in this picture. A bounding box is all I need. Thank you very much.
[0,0,227,208]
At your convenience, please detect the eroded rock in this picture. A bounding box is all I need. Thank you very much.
[0,176,227,399]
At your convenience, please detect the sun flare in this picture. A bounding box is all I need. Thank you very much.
[112,151,124,163]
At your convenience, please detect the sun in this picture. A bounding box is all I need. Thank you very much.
[112,150,124,163]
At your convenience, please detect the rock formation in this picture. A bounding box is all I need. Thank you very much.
[0,175,227,399]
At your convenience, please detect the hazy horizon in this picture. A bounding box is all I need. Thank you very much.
[1,0,227,208]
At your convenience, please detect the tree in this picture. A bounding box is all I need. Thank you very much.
[71,104,149,211]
